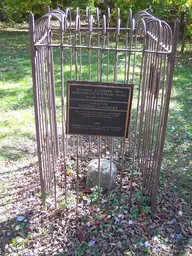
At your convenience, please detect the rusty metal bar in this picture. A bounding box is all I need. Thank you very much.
[151,20,180,209]
[36,49,48,190]
[29,13,46,208]
[43,46,52,191]
[46,20,57,207]
[76,135,79,214]
[30,8,178,212]
[35,44,171,54]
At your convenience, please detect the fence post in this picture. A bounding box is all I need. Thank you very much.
[29,12,46,209]
[151,20,180,211]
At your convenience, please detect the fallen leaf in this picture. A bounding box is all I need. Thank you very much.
[82,196,88,201]
[116,228,125,237]
[141,212,145,217]
[83,188,92,195]
[170,234,175,238]
[128,220,134,225]
[116,241,122,248]
[15,225,21,231]
[88,239,96,247]
[15,236,24,244]
[87,222,91,228]
[16,216,25,222]
[157,213,168,222]
[76,228,86,243]
[171,218,177,223]
[99,214,106,220]
[93,220,101,226]
[66,169,71,176]
[144,241,151,248]
[176,233,182,239]
[114,217,119,223]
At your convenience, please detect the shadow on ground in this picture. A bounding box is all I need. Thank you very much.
[0,158,191,255]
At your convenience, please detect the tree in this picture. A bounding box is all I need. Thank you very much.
[1,0,51,22]
[152,0,192,52]
[110,0,191,52]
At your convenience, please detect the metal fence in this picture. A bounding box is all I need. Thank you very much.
[29,7,180,211]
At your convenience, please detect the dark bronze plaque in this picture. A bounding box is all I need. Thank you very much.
[66,81,133,138]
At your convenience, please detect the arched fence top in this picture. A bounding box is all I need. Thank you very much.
[34,9,67,43]
[29,6,180,212]
[132,10,172,51]
[32,7,173,53]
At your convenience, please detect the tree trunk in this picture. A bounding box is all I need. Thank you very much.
[52,0,59,9]
[181,11,189,54]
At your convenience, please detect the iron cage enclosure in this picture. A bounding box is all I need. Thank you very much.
[29,7,180,211]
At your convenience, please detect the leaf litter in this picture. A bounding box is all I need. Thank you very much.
[0,153,192,256]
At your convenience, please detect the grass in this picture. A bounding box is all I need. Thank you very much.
[162,49,192,204]
[0,29,191,204]
[0,30,36,166]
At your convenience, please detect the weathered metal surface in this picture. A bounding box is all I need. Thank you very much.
[66,81,133,138]
[29,8,180,210]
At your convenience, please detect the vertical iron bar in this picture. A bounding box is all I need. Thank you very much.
[106,8,110,82]
[43,46,52,190]
[87,12,92,151]
[76,135,79,214]
[151,20,180,210]
[149,53,167,197]
[47,17,57,208]
[29,13,46,208]
[60,16,67,203]
[130,19,146,209]
[79,15,83,157]
[50,34,59,157]
[97,137,101,206]
[96,8,101,81]
[119,138,126,210]
[108,137,114,208]
[36,49,47,190]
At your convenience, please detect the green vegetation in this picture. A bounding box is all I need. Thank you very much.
[0,0,191,41]
[0,0,191,57]
[0,16,191,254]
[0,30,35,164]
[0,27,191,202]
[162,46,192,204]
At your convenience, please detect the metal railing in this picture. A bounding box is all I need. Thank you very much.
[29,7,180,211]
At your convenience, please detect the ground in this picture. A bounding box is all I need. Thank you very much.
[0,26,192,255]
